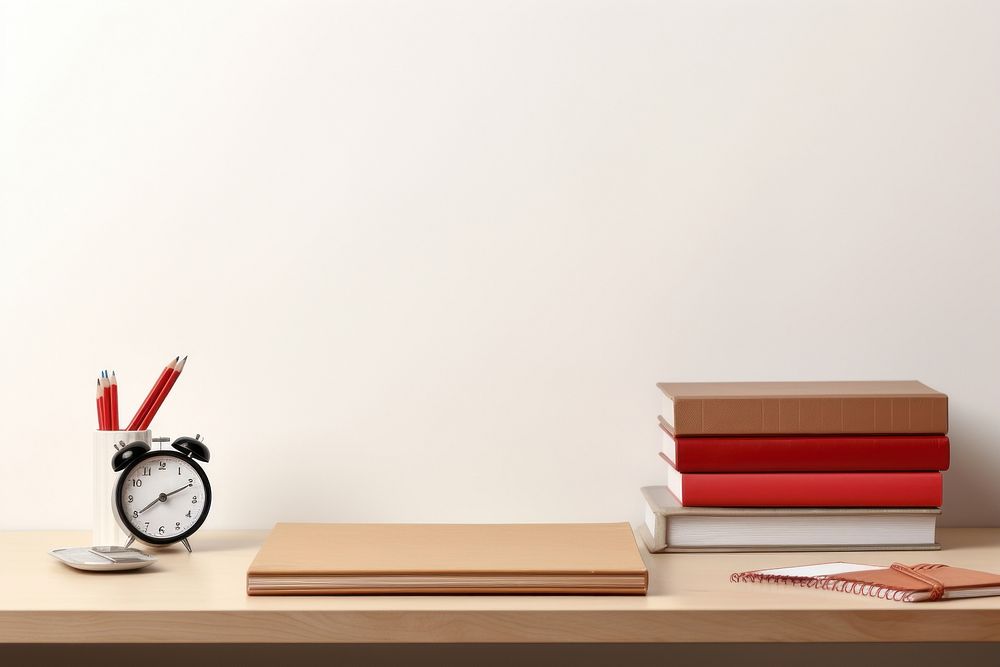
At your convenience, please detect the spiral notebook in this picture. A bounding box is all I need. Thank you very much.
[731,562,1000,602]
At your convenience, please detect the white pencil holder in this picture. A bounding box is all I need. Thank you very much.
[93,430,152,546]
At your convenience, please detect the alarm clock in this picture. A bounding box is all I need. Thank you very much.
[111,435,212,552]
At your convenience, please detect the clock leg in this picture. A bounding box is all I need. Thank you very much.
[124,536,135,548]
[181,538,192,553]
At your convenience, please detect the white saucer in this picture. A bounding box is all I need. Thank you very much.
[49,546,157,571]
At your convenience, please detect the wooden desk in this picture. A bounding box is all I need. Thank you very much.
[2,528,1000,644]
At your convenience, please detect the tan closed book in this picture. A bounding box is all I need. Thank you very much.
[657,381,948,436]
[247,523,648,595]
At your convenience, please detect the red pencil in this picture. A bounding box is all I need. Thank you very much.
[96,378,105,430]
[110,371,120,431]
[100,373,112,431]
[127,357,178,431]
[138,356,186,430]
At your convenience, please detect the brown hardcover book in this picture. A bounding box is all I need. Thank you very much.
[247,523,648,595]
[640,486,940,553]
[657,381,947,436]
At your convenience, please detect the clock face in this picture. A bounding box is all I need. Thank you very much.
[117,452,211,543]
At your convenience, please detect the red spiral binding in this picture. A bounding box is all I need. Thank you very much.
[731,563,947,603]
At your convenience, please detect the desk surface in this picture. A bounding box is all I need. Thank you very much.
[3,528,1000,643]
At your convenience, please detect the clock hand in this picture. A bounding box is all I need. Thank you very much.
[163,483,193,498]
[137,484,192,514]
[136,497,162,514]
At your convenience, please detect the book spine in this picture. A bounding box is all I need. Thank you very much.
[667,433,950,473]
[678,472,942,507]
[643,505,665,548]
[672,396,948,435]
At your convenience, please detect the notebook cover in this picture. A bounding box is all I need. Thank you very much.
[640,486,941,553]
[657,381,948,435]
[659,417,950,472]
[662,457,943,507]
[733,563,1000,602]
[247,523,648,595]
[832,564,1000,595]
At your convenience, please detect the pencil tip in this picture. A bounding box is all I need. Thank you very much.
[181,355,188,361]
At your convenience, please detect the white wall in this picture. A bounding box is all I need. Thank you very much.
[2,0,998,530]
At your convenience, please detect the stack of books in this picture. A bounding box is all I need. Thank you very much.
[641,381,949,553]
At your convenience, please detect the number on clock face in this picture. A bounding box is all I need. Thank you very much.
[120,455,207,539]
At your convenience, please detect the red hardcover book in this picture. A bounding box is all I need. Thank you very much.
[662,456,942,507]
[659,418,950,473]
